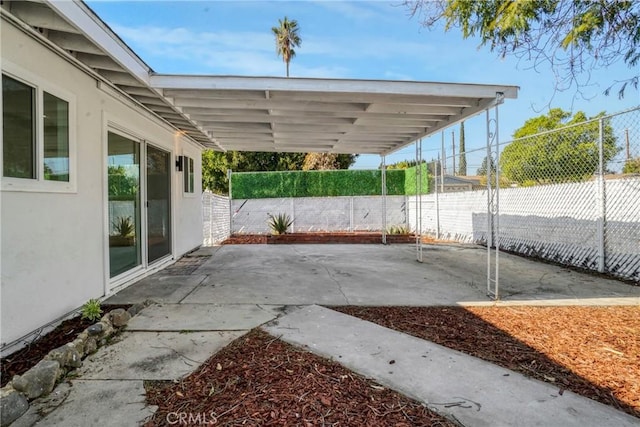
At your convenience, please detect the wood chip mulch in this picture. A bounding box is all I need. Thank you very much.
[144,329,456,426]
[333,305,640,418]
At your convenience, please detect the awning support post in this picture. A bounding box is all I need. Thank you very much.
[486,92,504,300]
[381,154,387,244]
[415,139,423,262]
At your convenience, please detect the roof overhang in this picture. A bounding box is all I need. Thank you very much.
[151,75,517,154]
[3,0,519,155]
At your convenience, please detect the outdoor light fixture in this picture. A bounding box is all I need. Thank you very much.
[175,155,184,172]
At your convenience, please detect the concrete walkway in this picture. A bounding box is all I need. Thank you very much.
[264,304,639,427]
[27,244,639,426]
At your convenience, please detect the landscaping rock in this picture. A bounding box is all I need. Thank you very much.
[109,308,131,327]
[84,337,98,355]
[127,300,154,317]
[87,323,104,336]
[11,360,61,400]
[10,382,71,427]
[44,344,82,369]
[0,386,29,427]
[70,337,86,355]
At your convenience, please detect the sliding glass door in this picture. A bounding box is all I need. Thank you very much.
[107,132,141,277]
[107,132,172,278]
[147,146,171,263]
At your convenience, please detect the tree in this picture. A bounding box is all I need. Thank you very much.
[500,108,619,185]
[477,156,496,177]
[404,0,640,98]
[458,121,467,176]
[203,151,304,194]
[272,17,301,77]
[385,159,428,170]
[202,150,356,194]
[623,157,640,174]
[302,153,357,170]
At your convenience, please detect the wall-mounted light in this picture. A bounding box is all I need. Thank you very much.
[175,155,184,172]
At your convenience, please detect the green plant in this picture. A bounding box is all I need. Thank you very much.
[112,216,134,237]
[387,225,410,235]
[81,299,102,322]
[267,213,293,235]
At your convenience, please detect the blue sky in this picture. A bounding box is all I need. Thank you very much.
[86,0,639,170]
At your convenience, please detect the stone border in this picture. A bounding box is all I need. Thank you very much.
[0,301,153,426]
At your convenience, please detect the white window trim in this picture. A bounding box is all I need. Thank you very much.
[182,154,197,197]
[2,60,77,193]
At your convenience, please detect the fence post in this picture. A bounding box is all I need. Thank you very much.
[350,197,354,232]
[291,198,296,232]
[227,169,233,235]
[597,119,606,273]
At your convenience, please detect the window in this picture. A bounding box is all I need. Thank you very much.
[183,156,194,193]
[2,72,71,185]
[43,92,70,182]
[2,75,36,179]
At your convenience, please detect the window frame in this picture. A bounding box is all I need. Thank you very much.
[2,62,77,193]
[183,155,195,195]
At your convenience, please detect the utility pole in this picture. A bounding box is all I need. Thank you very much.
[625,129,630,160]
[451,131,456,176]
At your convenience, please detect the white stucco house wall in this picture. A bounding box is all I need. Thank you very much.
[1,2,205,352]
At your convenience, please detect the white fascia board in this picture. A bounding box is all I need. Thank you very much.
[150,75,519,99]
[44,0,150,85]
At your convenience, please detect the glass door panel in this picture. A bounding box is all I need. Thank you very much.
[146,146,171,263]
[107,132,141,277]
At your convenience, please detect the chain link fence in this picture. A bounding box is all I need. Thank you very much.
[425,106,640,282]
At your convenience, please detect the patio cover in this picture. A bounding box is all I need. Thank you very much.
[150,76,518,154]
[3,0,518,154]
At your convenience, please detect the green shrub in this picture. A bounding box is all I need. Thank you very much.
[267,213,293,235]
[81,299,102,322]
[231,168,412,199]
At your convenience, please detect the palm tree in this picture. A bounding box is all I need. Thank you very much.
[272,17,301,77]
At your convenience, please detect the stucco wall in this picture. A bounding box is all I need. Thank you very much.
[230,196,408,234]
[1,22,203,347]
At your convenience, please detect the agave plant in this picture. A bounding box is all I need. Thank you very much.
[387,225,411,235]
[112,216,135,237]
[267,213,293,235]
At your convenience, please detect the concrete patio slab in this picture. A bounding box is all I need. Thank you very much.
[263,305,639,427]
[105,275,206,304]
[34,380,155,427]
[185,244,638,306]
[76,331,244,380]
[127,303,283,331]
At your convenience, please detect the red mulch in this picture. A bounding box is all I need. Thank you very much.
[334,306,640,418]
[0,304,131,387]
[221,233,434,245]
[144,329,455,426]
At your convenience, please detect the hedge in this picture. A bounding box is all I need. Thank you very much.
[231,166,429,199]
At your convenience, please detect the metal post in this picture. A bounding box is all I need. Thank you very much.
[227,169,233,235]
[494,103,500,300]
[381,155,387,244]
[416,139,423,262]
[597,118,606,273]
[451,130,456,177]
[485,111,493,249]
[349,197,354,232]
[291,198,295,233]
[434,154,440,240]
[440,132,446,192]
